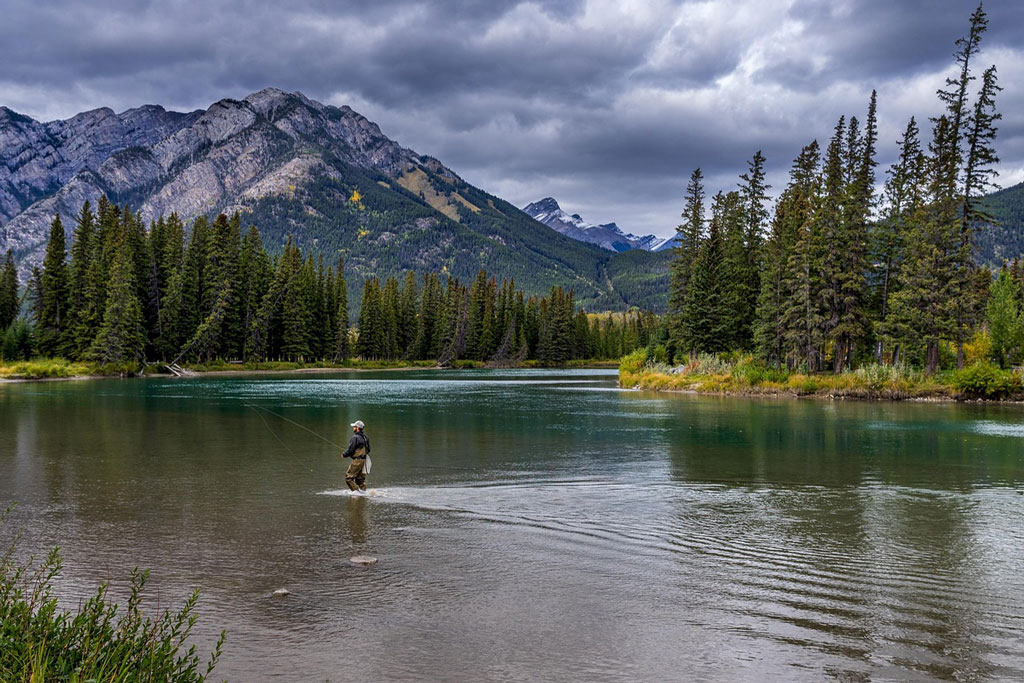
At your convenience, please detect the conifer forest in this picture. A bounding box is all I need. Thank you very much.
[0,199,660,367]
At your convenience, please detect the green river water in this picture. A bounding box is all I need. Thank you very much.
[2,368,1023,681]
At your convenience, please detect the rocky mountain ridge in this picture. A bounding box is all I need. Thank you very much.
[523,197,667,252]
[0,89,671,311]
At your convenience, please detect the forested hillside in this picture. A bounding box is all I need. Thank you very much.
[978,181,1024,265]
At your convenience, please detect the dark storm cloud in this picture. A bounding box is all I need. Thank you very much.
[1,0,1022,237]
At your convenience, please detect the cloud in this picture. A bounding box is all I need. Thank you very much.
[0,0,1021,238]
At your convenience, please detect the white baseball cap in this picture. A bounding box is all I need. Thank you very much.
[350,420,365,429]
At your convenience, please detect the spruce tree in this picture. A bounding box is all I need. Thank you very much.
[37,215,71,356]
[398,271,419,358]
[334,255,351,361]
[717,191,750,348]
[279,246,311,361]
[779,141,826,370]
[872,117,925,363]
[668,168,704,357]
[381,276,400,360]
[684,193,728,354]
[884,116,961,372]
[0,250,18,332]
[414,272,442,360]
[356,277,383,360]
[88,229,146,365]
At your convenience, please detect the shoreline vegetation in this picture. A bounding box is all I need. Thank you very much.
[618,348,1024,403]
[0,507,224,681]
[0,357,620,381]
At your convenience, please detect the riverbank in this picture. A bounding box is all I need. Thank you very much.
[618,349,1024,402]
[0,357,620,381]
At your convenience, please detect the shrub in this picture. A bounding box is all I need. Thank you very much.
[684,353,734,376]
[852,363,924,391]
[619,348,648,375]
[952,362,1024,399]
[0,508,224,681]
[731,356,790,385]
[647,344,669,365]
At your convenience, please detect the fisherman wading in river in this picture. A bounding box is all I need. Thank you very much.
[341,420,371,492]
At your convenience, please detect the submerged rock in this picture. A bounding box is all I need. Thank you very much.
[271,588,291,597]
[350,555,378,566]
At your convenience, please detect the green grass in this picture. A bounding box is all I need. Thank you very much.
[0,358,129,380]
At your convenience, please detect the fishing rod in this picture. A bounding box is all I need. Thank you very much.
[245,403,494,473]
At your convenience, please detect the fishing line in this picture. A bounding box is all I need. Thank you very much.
[245,402,498,473]
[247,402,314,471]
[245,402,345,450]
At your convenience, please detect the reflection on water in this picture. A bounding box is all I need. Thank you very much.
[2,369,1024,681]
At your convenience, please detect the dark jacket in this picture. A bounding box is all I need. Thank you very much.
[342,431,371,459]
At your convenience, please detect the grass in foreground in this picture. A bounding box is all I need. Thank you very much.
[619,349,1024,401]
[1,507,224,681]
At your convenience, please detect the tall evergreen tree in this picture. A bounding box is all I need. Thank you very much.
[334,255,350,361]
[37,215,71,356]
[779,142,826,370]
[398,271,419,358]
[754,143,819,366]
[356,277,383,360]
[88,229,146,365]
[668,168,704,356]
[872,117,925,363]
[0,250,18,332]
[684,193,728,353]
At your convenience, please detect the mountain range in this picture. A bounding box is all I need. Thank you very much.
[0,88,670,311]
[522,197,669,252]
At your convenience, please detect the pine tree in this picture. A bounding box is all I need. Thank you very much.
[963,64,1001,228]
[668,168,704,356]
[357,277,383,360]
[717,191,750,348]
[334,255,351,361]
[884,116,961,373]
[413,273,442,360]
[754,143,819,366]
[380,276,400,360]
[684,193,728,354]
[465,270,490,360]
[37,215,71,356]
[872,117,925,363]
[737,150,770,347]
[0,251,19,332]
[88,229,146,365]
[832,95,877,372]
[398,271,419,358]
[235,225,271,360]
[279,246,311,361]
[779,141,826,370]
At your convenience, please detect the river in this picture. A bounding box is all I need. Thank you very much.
[2,368,1023,681]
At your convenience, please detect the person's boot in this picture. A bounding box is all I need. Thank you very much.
[346,479,358,491]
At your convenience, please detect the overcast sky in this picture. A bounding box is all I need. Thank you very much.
[2,0,1021,238]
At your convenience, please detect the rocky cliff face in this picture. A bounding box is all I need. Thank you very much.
[523,197,664,252]
[0,88,454,275]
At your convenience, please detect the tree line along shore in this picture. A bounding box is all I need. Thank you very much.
[0,200,662,378]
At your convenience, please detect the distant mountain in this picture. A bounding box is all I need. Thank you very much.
[978,181,1024,265]
[0,89,669,311]
[523,197,666,252]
